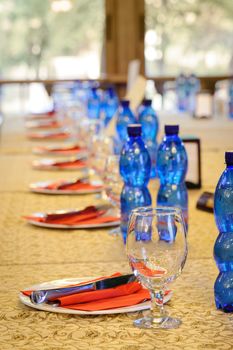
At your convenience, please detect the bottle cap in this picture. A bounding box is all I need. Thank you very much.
[143,99,152,106]
[165,125,179,135]
[120,99,130,107]
[127,124,142,137]
[225,151,233,165]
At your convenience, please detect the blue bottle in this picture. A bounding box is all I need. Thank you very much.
[187,74,200,114]
[176,74,188,112]
[87,87,101,119]
[138,99,159,178]
[120,124,152,243]
[116,100,136,153]
[156,125,188,229]
[103,86,118,126]
[228,81,233,119]
[214,151,233,312]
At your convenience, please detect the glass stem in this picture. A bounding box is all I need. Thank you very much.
[149,289,167,323]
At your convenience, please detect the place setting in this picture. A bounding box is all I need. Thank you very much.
[27,130,72,141]
[29,177,104,195]
[32,156,87,171]
[25,119,63,130]
[25,110,58,121]
[22,204,120,229]
[19,206,186,328]
[32,143,87,157]
[19,272,172,315]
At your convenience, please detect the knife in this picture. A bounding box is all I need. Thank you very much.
[30,274,136,305]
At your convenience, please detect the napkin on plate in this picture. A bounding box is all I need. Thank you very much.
[51,159,87,169]
[37,145,82,153]
[41,179,102,191]
[23,205,119,225]
[22,274,151,311]
[28,132,70,140]
[29,110,56,119]
[34,158,87,170]
[29,121,62,129]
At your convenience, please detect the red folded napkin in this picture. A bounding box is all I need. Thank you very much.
[42,179,102,191]
[23,205,119,226]
[130,259,167,278]
[52,159,86,169]
[31,121,62,129]
[31,111,56,119]
[22,274,151,311]
[65,287,150,311]
[47,145,82,153]
[28,132,70,140]
[35,159,87,170]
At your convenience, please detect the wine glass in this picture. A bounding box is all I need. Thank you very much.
[104,155,122,208]
[103,155,123,235]
[126,206,188,329]
[90,135,114,178]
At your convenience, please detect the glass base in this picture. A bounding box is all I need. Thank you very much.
[133,315,181,329]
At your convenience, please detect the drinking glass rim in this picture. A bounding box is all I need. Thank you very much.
[131,206,183,217]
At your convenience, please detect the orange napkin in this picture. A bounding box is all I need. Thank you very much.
[23,205,119,226]
[43,179,102,191]
[49,145,82,153]
[52,159,86,169]
[30,111,56,119]
[28,132,70,140]
[32,121,61,129]
[130,261,167,278]
[65,287,150,311]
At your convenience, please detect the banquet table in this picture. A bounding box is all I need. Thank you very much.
[1,111,233,350]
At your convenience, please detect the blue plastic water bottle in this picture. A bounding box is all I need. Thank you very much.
[214,151,233,312]
[228,81,233,119]
[138,99,159,178]
[103,86,118,126]
[176,74,188,112]
[116,100,136,152]
[120,124,152,243]
[87,87,101,119]
[156,125,188,229]
[187,74,200,114]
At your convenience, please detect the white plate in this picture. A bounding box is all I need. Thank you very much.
[29,180,104,194]
[19,277,172,315]
[26,207,120,229]
[32,157,87,171]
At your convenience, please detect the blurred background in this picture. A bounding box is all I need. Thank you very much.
[0,0,232,113]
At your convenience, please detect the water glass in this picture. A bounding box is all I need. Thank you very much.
[126,206,188,329]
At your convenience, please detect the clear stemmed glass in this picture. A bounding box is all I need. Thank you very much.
[126,206,188,329]
[103,155,123,235]
[104,155,122,208]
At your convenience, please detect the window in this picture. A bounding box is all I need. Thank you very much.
[0,0,105,79]
[145,0,233,76]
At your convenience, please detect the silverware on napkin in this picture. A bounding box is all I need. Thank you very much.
[30,274,136,304]
[57,176,89,189]
[43,204,112,220]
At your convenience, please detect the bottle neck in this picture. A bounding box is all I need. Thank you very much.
[164,134,180,141]
[226,164,233,169]
[122,106,130,112]
[128,135,141,140]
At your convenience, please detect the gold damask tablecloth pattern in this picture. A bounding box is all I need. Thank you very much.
[0,114,233,349]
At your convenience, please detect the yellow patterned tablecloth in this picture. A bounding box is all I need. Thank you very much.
[0,114,233,350]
